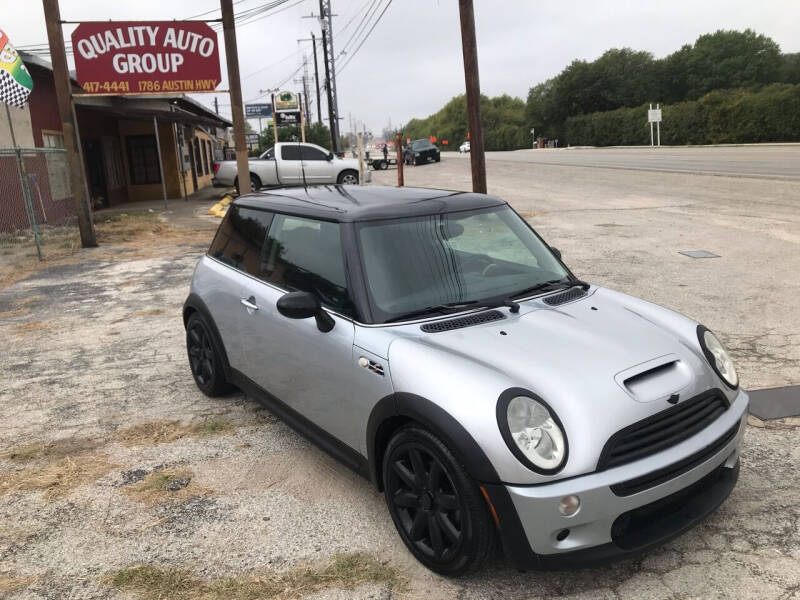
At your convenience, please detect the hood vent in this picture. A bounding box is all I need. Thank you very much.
[420,310,505,333]
[543,287,587,306]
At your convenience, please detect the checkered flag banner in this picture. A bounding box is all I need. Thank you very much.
[0,29,33,108]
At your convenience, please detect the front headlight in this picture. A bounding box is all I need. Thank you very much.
[497,391,568,474]
[414,152,420,156]
[697,326,738,389]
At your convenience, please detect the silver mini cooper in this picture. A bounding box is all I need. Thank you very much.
[184,185,747,575]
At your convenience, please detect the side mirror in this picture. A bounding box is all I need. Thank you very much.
[276,291,335,332]
[327,152,334,161]
[551,247,562,260]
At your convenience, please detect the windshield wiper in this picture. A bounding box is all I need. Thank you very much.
[384,300,478,323]
[510,277,590,300]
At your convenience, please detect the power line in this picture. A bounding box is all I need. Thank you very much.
[337,0,381,56]
[337,0,392,74]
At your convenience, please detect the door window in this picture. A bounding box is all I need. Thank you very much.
[208,206,274,277]
[280,145,301,160]
[300,146,329,161]
[261,214,352,315]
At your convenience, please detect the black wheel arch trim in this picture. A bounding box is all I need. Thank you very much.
[183,293,232,377]
[366,392,501,491]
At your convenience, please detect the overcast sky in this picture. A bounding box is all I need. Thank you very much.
[5,0,800,136]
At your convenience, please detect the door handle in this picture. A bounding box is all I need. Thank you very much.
[240,297,259,311]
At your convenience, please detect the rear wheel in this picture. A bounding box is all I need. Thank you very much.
[383,426,494,575]
[338,170,359,185]
[235,174,261,195]
[186,313,231,397]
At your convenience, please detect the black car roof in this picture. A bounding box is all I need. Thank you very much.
[233,185,506,222]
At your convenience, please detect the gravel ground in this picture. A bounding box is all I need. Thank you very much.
[1,153,799,599]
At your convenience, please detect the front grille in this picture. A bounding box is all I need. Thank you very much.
[420,310,505,333]
[543,287,587,306]
[611,420,740,496]
[597,389,730,471]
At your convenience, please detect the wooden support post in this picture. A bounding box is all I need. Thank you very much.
[42,0,96,246]
[395,133,404,187]
[458,0,487,194]
[221,0,250,195]
[152,116,168,209]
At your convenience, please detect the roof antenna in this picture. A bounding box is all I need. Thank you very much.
[298,140,308,190]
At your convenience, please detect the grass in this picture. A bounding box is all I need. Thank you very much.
[0,436,102,462]
[122,469,210,506]
[115,417,234,447]
[109,552,405,600]
[0,454,116,500]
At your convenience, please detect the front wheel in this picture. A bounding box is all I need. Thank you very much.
[383,426,494,575]
[337,170,359,185]
[186,313,232,397]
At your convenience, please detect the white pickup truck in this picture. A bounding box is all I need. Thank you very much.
[213,142,369,192]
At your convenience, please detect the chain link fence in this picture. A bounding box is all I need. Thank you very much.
[0,147,79,266]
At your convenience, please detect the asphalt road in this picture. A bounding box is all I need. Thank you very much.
[470,145,800,180]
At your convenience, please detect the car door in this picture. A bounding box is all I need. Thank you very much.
[300,144,335,183]
[254,147,279,186]
[204,204,274,371]
[236,213,358,449]
[277,145,303,184]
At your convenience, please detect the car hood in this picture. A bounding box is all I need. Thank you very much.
[386,287,726,480]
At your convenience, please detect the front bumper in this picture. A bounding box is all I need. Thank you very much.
[484,389,748,570]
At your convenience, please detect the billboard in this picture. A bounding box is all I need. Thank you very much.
[245,103,272,118]
[71,21,221,95]
[274,90,299,112]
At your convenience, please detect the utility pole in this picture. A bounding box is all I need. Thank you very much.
[214,96,219,115]
[319,0,340,153]
[395,132,404,187]
[42,0,96,247]
[222,0,250,194]
[458,0,487,194]
[311,33,322,124]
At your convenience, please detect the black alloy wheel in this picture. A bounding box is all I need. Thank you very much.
[383,426,494,574]
[186,313,230,397]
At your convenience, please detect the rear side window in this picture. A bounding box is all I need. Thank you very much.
[208,205,273,277]
[281,145,301,160]
[261,214,353,315]
[300,146,329,161]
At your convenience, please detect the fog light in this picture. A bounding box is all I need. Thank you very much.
[558,495,580,516]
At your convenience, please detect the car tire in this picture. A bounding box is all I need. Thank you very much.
[186,313,232,397]
[383,425,495,575]
[435,155,441,163]
[235,174,261,195]
[338,170,359,185]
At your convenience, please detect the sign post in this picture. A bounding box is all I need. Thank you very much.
[648,104,662,147]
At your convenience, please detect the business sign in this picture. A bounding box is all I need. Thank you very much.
[274,90,299,112]
[648,108,662,123]
[0,29,33,107]
[275,111,300,126]
[246,133,260,144]
[245,103,272,118]
[71,21,221,95]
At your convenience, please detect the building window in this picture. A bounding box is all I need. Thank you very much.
[102,136,125,189]
[205,140,213,173]
[194,138,203,175]
[201,138,209,175]
[42,132,64,148]
[126,135,162,185]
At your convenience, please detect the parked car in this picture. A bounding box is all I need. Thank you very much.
[213,142,368,193]
[403,139,440,165]
[459,140,470,153]
[184,185,747,575]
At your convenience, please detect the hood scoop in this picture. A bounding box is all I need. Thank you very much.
[543,287,587,306]
[615,354,692,403]
[420,310,505,333]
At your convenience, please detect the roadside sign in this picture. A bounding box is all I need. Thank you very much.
[274,90,299,112]
[245,133,259,144]
[245,103,272,118]
[429,136,437,143]
[71,21,221,95]
[648,108,662,123]
[275,111,300,125]
[442,140,448,145]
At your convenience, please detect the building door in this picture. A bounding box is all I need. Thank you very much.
[83,139,108,208]
[188,137,198,191]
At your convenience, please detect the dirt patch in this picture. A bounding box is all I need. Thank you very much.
[109,552,404,600]
[12,320,54,336]
[115,417,235,447]
[122,469,211,506]
[0,454,116,500]
[0,574,34,594]
[129,308,167,318]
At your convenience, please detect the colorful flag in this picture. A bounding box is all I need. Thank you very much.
[0,29,33,108]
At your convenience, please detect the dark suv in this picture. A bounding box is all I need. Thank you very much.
[404,139,441,165]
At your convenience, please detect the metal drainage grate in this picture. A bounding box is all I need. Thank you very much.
[543,287,587,306]
[420,310,505,333]
[679,250,720,259]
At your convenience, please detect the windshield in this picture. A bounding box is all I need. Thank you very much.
[356,206,568,323]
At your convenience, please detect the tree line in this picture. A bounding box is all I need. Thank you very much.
[403,30,800,148]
